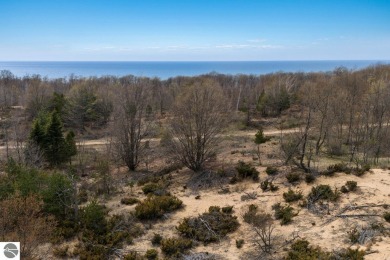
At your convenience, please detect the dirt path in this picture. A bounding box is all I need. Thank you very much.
[0,128,300,150]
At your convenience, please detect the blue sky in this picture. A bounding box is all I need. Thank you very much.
[0,0,389,61]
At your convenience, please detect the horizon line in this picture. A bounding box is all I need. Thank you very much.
[1,59,390,63]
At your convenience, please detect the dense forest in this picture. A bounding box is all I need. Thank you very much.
[1,64,390,259]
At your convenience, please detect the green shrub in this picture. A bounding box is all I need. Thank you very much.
[285,239,332,260]
[75,213,142,259]
[362,164,371,172]
[243,204,258,224]
[53,219,79,241]
[135,195,183,220]
[346,181,357,192]
[326,163,369,177]
[151,233,163,245]
[80,200,107,235]
[121,197,140,205]
[107,214,144,240]
[340,185,349,193]
[265,167,278,175]
[235,161,259,181]
[138,176,161,186]
[208,206,221,212]
[308,185,339,203]
[283,189,303,203]
[272,203,295,225]
[260,180,269,191]
[305,173,315,183]
[260,180,278,192]
[236,239,244,248]
[327,163,349,175]
[384,212,390,222]
[286,172,300,183]
[222,206,234,214]
[337,248,365,260]
[145,249,158,260]
[177,206,239,243]
[142,183,166,195]
[242,204,273,228]
[160,237,192,257]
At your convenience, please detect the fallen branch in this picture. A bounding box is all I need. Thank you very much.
[198,217,218,238]
[337,214,380,218]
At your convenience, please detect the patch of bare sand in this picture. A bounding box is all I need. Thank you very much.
[103,168,390,259]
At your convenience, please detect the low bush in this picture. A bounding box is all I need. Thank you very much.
[346,181,357,191]
[177,206,239,243]
[144,249,158,260]
[341,180,358,193]
[121,197,140,205]
[286,172,300,183]
[222,206,234,214]
[305,173,315,183]
[286,239,365,260]
[151,233,163,245]
[208,206,221,212]
[260,180,278,192]
[243,204,273,227]
[285,239,331,260]
[283,189,303,203]
[235,161,259,181]
[80,201,107,235]
[77,214,143,259]
[142,183,167,196]
[308,185,339,203]
[135,195,183,220]
[340,185,349,193]
[243,204,258,224]
[384,212,390,222]
[326,163,370,177]
[272,203,296,225]
[326,163,349,175]
[265,167,278,175]
[160,237,192,257]
[138,176,161,186]
[236,239,244,248]
[337,248,365,260]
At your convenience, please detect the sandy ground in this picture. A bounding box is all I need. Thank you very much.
[2,122,389,259]
[102,166,390,260]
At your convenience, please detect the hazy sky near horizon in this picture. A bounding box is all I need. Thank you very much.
[1,0,389,61]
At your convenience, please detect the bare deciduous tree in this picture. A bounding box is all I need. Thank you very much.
[112,78,151,171]
[167,80,230,171]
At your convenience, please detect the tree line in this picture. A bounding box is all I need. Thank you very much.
[1,64,390,172]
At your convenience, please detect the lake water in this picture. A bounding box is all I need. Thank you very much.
[0,61,388,79]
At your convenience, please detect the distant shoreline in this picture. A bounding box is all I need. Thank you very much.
[1,60,389,80]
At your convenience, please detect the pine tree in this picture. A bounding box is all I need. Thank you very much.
[45,112,66,165]
[254,127,270,164]
[29,111,76,166]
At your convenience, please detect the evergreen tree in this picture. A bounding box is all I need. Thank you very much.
[254,127,270,164]
[45,112,65,165]
[29,111,76,166]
